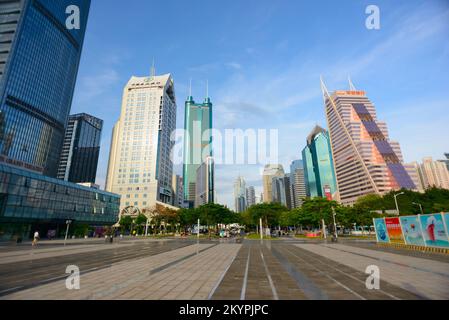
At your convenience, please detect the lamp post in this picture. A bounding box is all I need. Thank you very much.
[332,206,338,241]
[412,202,424,214]
[393,192,405,215]
[64,220,72,246]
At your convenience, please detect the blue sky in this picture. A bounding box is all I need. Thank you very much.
[71,0,449,209]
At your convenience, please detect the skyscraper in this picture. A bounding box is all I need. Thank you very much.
[172,174,184,208]
[246,186,256,208]
[57,113,102,183]
[183,91,212,207]
[272,174,293,209]
[437,153,449,172]
[106,70,177,214]
[321,79,416,204]
[234,176,246,213]
[195,156,214,208]
[302,126,337,200]
[290,159,306,208]
[414,157,449,190]
[0,0,91,177]
[262,164,284,203]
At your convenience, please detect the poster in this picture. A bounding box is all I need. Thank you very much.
[444,213,449,234]
[419,213,449,248]
[400,215,425,246]
[385,217,405,244]
[373,218,389,243]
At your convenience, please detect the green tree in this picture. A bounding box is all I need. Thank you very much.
[246,203,287,228]
[119,215,133,233]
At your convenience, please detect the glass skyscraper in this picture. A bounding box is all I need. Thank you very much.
[182,94,212,207]
[302,125,337,199]
[0,0,90,177]
[57,113,103,184]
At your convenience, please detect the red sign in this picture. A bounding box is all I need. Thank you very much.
[385,217,405,244]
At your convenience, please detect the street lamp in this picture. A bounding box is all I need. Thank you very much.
[393,192,405,215]
[331,206,338,242]
[64,220,72,246]
[412,202,424,214]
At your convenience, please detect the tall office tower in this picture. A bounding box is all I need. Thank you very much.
[272,174,293,209]
[57,113,102,183]
[262,164,285,203]
[183,90,212,208]
[105,71,177,214]
[172,174,184,207]
[321,79,416,204]
[437,153,449,172]
[234,176,246,212]
[290,159,307,208]
[414,157,449,190]
[0,0,90,177]
[246,186,256,208]
[195,156,214,208]
[302,125,338,200]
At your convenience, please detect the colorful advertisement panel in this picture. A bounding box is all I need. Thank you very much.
[373,218,389,243]
[444,213,449,235]
[400,216,425,246]
[385,217,405,244]
[420,213,449,248]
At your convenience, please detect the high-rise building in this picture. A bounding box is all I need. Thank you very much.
[182,92,212,207]
[321,79,416,204]
[414,157,449,190]
[262,164,284,203]
[105,70,177,215]
[302,126,338,200]
[172,174,184,208]
[246,186,256,208]
[272,174,293,209]
[0,0,91,177]
[234,176,246,212]
[57,113,102,183]
[195,156,214,208]
[437,153,449,172]
[290,159,306,208]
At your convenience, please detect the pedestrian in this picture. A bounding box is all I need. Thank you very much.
[32,231,39,246]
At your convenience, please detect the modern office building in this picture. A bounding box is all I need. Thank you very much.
[194,156,214,208]
[0,0,90,177]
[105,70,177,215]
[414,157,449,190]
[290,159,306,208]
[246,186,256,208]
[272,174,293,209]
[234,176,246,212]
[171,174,184,208]
[182,92,212,207]
[0,162,120,241]
[262,164,285,203]
[302,126,338,200]
[57,113,102,183]
[321,79,416,204]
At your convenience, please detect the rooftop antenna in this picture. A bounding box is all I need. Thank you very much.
[189,78,192,97]
[348,75,356,91]
[150,57,155,79]
[206,79,209,98]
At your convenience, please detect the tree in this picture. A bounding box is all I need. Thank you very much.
[119,215,133,233]
[246,203,287,228]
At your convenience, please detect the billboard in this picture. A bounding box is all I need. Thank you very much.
[420,213,449,248]
[400,215,425,246]
[373,218,389,243]
[385,217,405,244]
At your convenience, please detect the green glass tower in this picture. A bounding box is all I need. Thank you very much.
[183,94,212,207]
[302,125,337,199]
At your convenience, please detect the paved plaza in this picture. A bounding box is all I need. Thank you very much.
[0,237,448,300]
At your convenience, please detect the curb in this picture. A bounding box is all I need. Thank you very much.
[376,242,449,254]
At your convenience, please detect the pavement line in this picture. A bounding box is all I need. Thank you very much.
[207,246,240,300]
[260,249,279,300]
[240,246,251,300]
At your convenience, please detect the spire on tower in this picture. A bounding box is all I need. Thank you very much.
[206,79,209,98]
[348,75,356,91]
[150,58,155,79]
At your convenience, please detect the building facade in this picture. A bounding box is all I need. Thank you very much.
[182,94,212,207]
[272,174,293,209]
[105,72,177,215]
[302,126,338,200]
[234,176,246,213]
[246,186,256,208]
[437,153,449,172]
[57,113,102,183]
[0,0,90,177]
[414,157,449,190]
[171,174,184,208]
[0,163,120,241]
[322,80,416,204]
[290,159,306,208]
[262,164,284,203]
[194,156,214,208]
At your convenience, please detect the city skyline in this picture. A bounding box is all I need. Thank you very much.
[69,0,449,210]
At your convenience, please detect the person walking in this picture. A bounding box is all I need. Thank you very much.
[32,231,39,246]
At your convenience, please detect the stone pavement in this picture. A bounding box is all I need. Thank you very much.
[296,243,449,300]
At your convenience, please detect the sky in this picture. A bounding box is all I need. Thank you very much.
[70,0,449,210]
